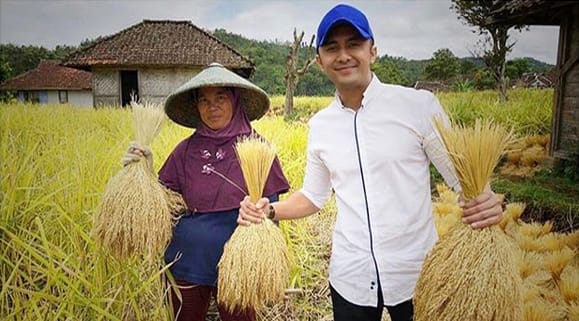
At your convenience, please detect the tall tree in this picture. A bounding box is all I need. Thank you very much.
[284,29,315,116]
[506,58,531,81]
[423,48,460,81]
[451,0,523,101]
[372,60,407,85]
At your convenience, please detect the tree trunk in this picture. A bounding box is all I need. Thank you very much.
[285,51,297,115]
[489,27,509,101]
[284,64,296,115]
[284,29,315,117]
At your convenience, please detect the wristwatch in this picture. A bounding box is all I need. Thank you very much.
[267,204,276,220]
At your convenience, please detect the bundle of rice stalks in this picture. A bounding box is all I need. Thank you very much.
[519,221,553,238]
[517,250,544,279]
[561,230,579,250]
[92,101,173,264]
[559,264,579,303]
[543,247,575,281]
[523,297,566,321]
[499,202,525,232]
[217,135,290,312]
[414,118,523,321]
[431,185,462,237]
[567,302,579,320]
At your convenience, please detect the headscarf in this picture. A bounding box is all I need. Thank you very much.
[158,87,289,213]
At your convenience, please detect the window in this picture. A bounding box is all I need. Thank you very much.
[28,91,40,103]
[59,90,68,104]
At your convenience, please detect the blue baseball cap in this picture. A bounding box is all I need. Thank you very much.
[316,3,374,49]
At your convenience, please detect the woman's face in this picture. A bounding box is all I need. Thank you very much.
[196,86,234,130]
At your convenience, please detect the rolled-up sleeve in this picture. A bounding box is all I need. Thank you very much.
[300,124,332,209]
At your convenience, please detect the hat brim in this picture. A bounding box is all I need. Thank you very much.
[164,64,270,128]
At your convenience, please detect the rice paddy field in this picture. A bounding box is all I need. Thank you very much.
[1,88,577,321]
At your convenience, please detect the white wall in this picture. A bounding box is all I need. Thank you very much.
[138,67,200,105]
[46,90,93,107]
[68,90,93,107]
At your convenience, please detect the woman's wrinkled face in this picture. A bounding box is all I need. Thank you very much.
[196,86,234,130]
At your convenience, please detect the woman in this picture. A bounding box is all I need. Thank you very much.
[124,63,290,321]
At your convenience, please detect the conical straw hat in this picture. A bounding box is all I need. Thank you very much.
[164,62,270,128]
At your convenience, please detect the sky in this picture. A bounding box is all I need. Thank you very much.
[0,0,559,64]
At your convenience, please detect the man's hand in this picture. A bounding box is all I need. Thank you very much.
[460,185,503,229]
[238,196,269,226]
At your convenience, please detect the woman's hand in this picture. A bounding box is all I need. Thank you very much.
[238,196,270,226]
[121,141,153,170]
[460,185,503,229]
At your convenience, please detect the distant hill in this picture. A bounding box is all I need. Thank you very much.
[210,29,555,94]
[0,29,555,97]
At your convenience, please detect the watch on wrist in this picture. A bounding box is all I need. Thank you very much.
[267,204,276,220]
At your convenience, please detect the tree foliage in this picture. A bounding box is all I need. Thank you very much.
[506,58,531,81]
[372,58,408,85]
[424,48,460,81]
[451,0,525,101]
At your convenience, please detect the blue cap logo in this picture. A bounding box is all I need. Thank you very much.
[316,3,374,49]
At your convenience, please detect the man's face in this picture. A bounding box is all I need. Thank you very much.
[316,24,377,91]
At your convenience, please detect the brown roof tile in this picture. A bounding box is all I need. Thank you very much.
[488,0,576,25]
[0,60,92,90]
[62,20,254,71]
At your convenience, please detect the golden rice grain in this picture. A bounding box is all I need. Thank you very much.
[217,220,290,311]
[217,135,290,312]
[92,102,172,264]
[414,118,522,321]
[414,225,522,321]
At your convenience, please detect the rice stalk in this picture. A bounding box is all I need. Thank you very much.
[218,135,290,312]
[432,117,514,199]
[414,118,522,321]
[132,100,166,147]
[234,134,277,202]
[92,102,172,264]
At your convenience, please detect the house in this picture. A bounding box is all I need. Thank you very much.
[62,19,254,107]
[413,81,448,93]
[488,0,579,160]
[515,72,555,89]
[0,60,93,107]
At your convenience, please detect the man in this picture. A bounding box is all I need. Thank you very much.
[238,3,503,321]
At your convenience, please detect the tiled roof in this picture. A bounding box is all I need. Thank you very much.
[0,60,92,90]
[63,20,254,72]
[488,0,576,25]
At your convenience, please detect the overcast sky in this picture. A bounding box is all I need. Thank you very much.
[0,0,559,64]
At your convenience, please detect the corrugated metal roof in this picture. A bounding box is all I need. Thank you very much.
[0,60,92,90]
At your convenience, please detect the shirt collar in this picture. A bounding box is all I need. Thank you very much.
[333,73,382,111]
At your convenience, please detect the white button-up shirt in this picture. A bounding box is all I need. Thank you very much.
[300,76,458,306]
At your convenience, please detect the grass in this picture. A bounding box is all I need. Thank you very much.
[493,171,579,232]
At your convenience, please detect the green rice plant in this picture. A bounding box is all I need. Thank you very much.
[437,88,553,136]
